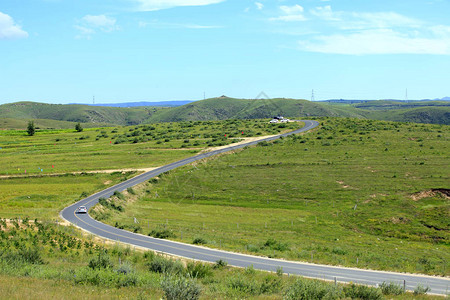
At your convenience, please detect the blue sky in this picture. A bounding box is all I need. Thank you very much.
[1,0,449,104]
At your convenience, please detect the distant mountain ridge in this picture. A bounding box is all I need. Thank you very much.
[71,100,194,107]
[0,97,449,129]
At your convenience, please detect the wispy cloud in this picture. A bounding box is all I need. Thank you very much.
[75,15,119,39]
[298,28,450,55]
[134,0,225,11]
[0,11,28,39]
[268,5,450,55]
[270,4,307,22]
[139,20,222,29]
[255,2,264,10]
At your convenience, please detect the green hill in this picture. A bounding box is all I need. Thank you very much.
[0,102,160,128]
[147,97,364,122]
[1,98,448,129]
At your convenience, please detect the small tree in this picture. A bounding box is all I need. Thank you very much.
[27,121,35,136]
[75,122,83,132]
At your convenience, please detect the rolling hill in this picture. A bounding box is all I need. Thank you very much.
[0,102,161,128]
[146,97,365,122]
[1,98,449,129]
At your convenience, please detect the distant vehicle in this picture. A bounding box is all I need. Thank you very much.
[77,206,87,214]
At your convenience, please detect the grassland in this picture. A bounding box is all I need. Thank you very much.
[2,99,448,131]
[94,118,449,276]
[0,119,299,176]
[0,219,442,299]
[0,117,447,298]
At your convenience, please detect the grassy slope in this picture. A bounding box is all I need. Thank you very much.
[1,99,449,129]
[0,102,159,127]
[148,97,364,122]
[0,220,441,299]
[98,118,449,275]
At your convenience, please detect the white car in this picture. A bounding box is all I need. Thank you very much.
[77,206,87,214]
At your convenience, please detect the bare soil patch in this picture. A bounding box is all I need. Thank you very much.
[410,189,450,201]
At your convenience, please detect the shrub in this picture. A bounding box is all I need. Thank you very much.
[260,275,282,294]
[149,229,176,239]
[331,247,347,255]
[186,262,212,279]
[192,237,207,245]
[88,251,113,270]
[214,259,228,269]
[73,267,138,288]
[285,278,343,300]
[257,141,270,147]
[228,275,260,295]
[161,275,201,300]
[380,281,404,295]
[116,261,133,275]
[263,238,289,251]
[3,247,45,265]
[127,187,136,195]
[414,284,430,295]
[148,255,184,275]
[343,283,383,300]
[113,191,124,200]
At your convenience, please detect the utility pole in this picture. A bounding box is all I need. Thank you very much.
[311,89,315,102]
[93,95,95,105]
[405,88,408,103]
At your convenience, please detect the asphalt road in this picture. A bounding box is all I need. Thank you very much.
[60,120,449,295]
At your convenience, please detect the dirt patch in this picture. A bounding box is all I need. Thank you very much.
[336,181,351,189]
[390,217,410,224]
[200,135,277,154]
[411,189,450,201]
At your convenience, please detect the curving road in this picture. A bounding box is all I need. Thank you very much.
[60,120,449,295]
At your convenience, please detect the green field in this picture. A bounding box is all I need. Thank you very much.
[0,219,442,299]
[0,118,447,298]
[94,118,449,275]
[0,119,300,176]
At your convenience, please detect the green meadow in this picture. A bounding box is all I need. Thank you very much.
[95,118,449,276]
[0,219,442,299]
[0,119,300,175]
[0,118,447,298]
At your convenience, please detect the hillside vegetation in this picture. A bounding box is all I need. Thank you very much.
[96,118,449,275]
[0,98,448,129]
[0,102,161,128]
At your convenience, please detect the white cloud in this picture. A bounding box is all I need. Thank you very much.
[310,6,421,30]
[280,5,304,15]
[0,11,28,39]
[345,12,422,30]
[298,29,450,55]
[82,15,117,30]
[75,15,119,39]
[310,5,340,21]
[270,4,306,22]
[255,2,264,10]
[135,0,225,11]
[139,20,222,29]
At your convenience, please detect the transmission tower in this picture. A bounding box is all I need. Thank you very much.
[311,89,315,102]
[405,88,408,103]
